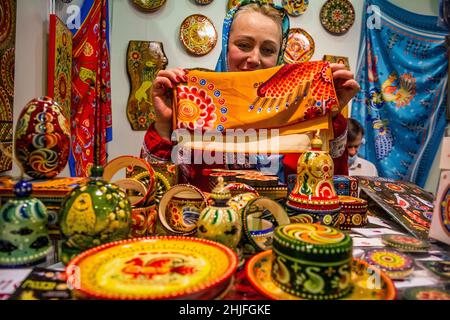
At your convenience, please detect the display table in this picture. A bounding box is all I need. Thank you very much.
[2,209,448,300]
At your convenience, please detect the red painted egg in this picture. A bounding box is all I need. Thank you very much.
[14,96,70,179]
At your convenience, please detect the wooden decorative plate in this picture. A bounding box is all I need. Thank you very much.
[246,250,396,300]
[282,0,309,17]
[283,28,315,64]
[131,0,166,12]
[381,234,430,252]
[320,0,355,35]
[179,14,217,56]
[195,0,214,4]
[227,0,274,12]
[363,248,414,280]
[402,286,450,300]
[66,236,238,300]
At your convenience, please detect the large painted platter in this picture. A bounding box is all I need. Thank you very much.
[66,236,238,300]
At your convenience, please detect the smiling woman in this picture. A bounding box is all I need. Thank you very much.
[140,0,360,190]
[223,3,284,71]
[226,8,282,71]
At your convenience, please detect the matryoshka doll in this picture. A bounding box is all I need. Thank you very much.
[59,166,132,264]
[286,134,341,227]
[0,180,51,267]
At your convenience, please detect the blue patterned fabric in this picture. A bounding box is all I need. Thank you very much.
[351,0,448,187]
[215,0,290,72]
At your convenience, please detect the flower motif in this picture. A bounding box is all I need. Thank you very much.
[304,105,323,120]
[295,273,306,286]
[83,42,94,57]
[177,86,217,130]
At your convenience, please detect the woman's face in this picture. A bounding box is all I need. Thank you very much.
[227,11,282,72]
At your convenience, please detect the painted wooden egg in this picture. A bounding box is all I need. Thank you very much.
[14,96,70,179]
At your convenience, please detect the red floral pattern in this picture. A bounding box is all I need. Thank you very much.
[176,85,217,130]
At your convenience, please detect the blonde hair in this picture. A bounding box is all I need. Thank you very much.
[234,3,284,28]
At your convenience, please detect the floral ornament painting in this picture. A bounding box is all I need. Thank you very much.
[173,61,338,154]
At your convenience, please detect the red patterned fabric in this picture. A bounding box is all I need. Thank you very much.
[70,0,111,177]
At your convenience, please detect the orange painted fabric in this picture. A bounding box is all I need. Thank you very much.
[174,61,339,146]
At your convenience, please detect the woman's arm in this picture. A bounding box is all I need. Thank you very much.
[140,68,189,161]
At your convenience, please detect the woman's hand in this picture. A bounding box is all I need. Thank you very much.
[330,63,360,117]
[152,68,188,139]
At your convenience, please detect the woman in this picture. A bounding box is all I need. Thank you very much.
[141,0,360,190]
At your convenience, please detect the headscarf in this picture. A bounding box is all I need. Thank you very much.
[215,0,290,72]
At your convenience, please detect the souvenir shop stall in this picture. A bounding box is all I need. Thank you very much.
[0,0,449,301]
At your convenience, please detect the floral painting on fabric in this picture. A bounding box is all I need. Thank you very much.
[0,0,16,172]
[175,61,338,135]
[56,0,112,177]
[351,0,448,187]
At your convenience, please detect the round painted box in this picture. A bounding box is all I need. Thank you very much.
[338,196,368,230]
[271,223,353,300]
[14,96,70,179]
[363,248,414,280]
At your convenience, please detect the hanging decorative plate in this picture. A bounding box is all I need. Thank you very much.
[195,0,214,5]
[131,0,166,12]
[227,0,274,12]
[179,14,217,56]
[246,250,396,300]
[283,28,315,64]
[282,0,309,17]
[66,236,238,300]
[320,0,355,35]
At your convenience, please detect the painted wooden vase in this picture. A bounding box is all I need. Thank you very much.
[286,135,341,226]
[197,177,242,250]
[0,180,51,267]
[127,41,168,130]
[59,166,132,265]
[14,96,70,179]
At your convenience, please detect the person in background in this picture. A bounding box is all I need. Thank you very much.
[141,0,360,190]
[347,118,378,177]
